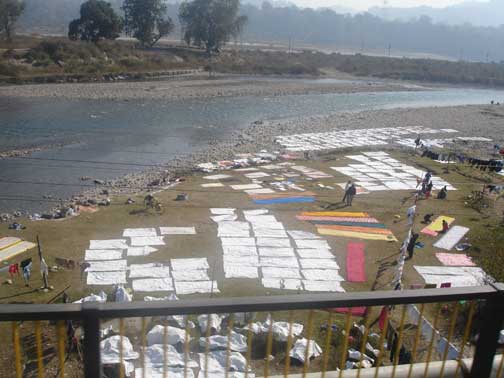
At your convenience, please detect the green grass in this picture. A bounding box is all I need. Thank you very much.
[0,151,502,377]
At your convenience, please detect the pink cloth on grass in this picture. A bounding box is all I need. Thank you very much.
[346,242,366,282]
[436,253,476,267]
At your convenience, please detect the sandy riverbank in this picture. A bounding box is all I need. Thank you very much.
[0,75,420,101]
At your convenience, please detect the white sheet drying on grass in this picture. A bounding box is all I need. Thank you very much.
[259,257,299,268]
[132,278,174,292]
[258,247,295,257]
[243,209,269,216]
[262,278,302,290]
[199,331,248,352]
[143,344,198,367]
[287,231,321,240]
[129,264,171,278]
[289,338,322,364]
[85,249,123,261]
[130,236,165,246]
[222,245,257,256]
[175,281,220,295]
[147,325,190,346]
[211,208,236,215]
[160,227,197,235]
[89,239,128,250]
[211,214,238,223]
[245,188,276,195]
[123,228,157,237]
[300,259,339,270]
[224,265,258,279]
[204,174,231,180]
[136,368,194,378]
[218,222,250,237]
[245,172,270,179]
[223,255,259,266]
[302,269,344,281]
[294,239,331,250]
[433,226,470,251]
[101,335,139,364]
[171,258,209,271]
[253,228,288,238]
[303,280,345,292]
[202,183,225,188]
[296,249,335,259]
[414,266,488,287]
[220,238,256,247]
[198,351,248,373]
[127,246,158,256]
[261,267,301,279]
[87,271,127,285]
[256,238,291,248]
[230,184,263,190]
[171,270,210,281]
[86,260,128,272]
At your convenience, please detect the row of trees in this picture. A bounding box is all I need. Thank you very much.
[68,0,247,53]
[0,0,24,40]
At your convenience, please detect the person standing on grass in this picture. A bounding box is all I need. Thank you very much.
[342,180,352,203]
[22,261,32,287]
[407,205,417,225]
[346,184,357,206]
[407,233,420,259]
[425,181,433,199]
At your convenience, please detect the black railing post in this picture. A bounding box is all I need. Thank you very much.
[82,303,102,378]
[470,283,504,378]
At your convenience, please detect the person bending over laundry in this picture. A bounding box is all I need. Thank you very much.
[22,261,32,287]
[346,184,357,206]
[437,186,448,200]
[422,213,434,224]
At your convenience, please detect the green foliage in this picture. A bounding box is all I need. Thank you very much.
[0,0,25,40]
[68,0,122,43]
[122,0,174,47]
[179,0,247,55]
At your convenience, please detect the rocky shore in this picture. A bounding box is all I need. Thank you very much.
[1,75,502,220]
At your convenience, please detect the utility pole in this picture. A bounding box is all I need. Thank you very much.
[388,43,391,57]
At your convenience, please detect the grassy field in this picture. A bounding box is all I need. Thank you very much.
[0,150,502,377]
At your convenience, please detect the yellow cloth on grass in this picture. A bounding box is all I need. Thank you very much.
[422,216,455,234]
[318,228,398,242]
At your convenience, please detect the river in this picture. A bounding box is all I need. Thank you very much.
[1,85,503,214]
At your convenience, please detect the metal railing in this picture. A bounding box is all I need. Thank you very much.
[1,284,503,378]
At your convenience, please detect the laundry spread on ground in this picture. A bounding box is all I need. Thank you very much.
[421,216,456,236]
[0,237,36,263]
[275,126,458,152]
[433,226,470,250]
[250,191,316,205]
[330,152,455,192]
[214,208,346,292]
[435,253,476,267]
[346,242,366,282]
[414,266,489,288]
[297,211,397,242]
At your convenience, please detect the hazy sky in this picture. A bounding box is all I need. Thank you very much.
[293,0,487,11]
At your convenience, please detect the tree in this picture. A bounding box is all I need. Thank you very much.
[68,0,122,43]
[122,0,174,47]
[179,0,247,55]
[0,0,25,41]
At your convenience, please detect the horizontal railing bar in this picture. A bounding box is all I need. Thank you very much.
[0,285,499,321]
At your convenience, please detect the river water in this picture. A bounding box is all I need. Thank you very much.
[1,86,503,214]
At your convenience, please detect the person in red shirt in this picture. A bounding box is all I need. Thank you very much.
[8,263,19,281]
